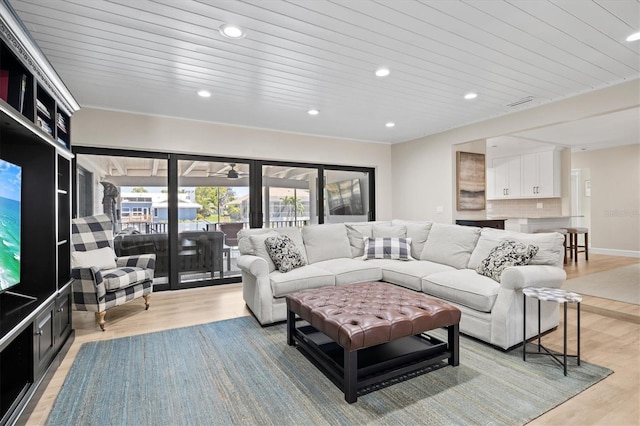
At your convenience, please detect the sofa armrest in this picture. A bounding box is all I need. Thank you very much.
[500,265,566,291]
[237,254,269,277]
[116,253,156,270]
[237,254,277,325]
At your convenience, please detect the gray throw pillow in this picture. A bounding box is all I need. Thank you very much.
[264,234,307,273]
[476,239,539,282]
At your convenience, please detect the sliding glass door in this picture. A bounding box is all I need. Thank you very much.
[256,162,375,229]
[74,151,171,285]
[262,164,318,228]
[176,158,249,287]
[323,169,373,224]
[74,148,375,291]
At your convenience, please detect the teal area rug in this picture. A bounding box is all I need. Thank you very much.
[47,317,611,425]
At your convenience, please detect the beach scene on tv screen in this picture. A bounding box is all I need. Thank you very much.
[0,159,21,291]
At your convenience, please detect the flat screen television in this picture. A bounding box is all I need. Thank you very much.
[326,178,365,215]
[0,158,21,292]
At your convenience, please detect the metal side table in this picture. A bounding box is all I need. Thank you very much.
[523,287,582,376]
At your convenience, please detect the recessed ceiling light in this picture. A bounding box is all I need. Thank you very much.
[464,92,478,100]
[375,68,390,77]
[307,109,319,116]
[219,24,246,39]
[385,122,395,128]
[197,90,211,98]
[626,31,640,42]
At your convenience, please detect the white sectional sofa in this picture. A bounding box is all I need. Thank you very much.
[237,220,566,350]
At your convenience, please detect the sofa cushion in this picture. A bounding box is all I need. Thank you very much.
[312,258,383,285]
[302,223,352,264]
[71,247,117,270]
[238,228,273,255]
[422,269,500,313]
[476,239,539,282]
[270,265,335,297]
[468,228,565,269]
[248,232,279,272]
[362,237,413,261]
[370,259,455,291]
[101,267,153,291]
[420,223,481,269]
[264,234,307,273]
[392,220,433,260]
[372,224,406,238]
[239,227,308,265]
[345,223,373,258]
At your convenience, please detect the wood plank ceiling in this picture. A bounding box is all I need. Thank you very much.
[8,0,640,143]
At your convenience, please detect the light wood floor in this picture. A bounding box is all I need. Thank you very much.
[25,254,639,425]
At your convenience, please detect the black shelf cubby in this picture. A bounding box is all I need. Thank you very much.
[35,84,55,138]
[57,156,71,286]
[0,43,34,122]
[55,109,70,149]
[0,124,57,310]
[0,325,33,424]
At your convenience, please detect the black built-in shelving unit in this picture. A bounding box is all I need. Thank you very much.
[0,1,79,424]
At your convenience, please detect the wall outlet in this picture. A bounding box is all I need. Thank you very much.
[436,205,444,214]
[537,202,543,209]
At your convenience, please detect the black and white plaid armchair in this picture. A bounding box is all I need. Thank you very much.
[71,214,155,331]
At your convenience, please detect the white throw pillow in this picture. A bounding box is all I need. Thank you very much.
[420,223,481,269]
[71,247,117,270]
[468,228,565,269]
[248,232,278,272]
[372,224,406,238]
[345,223,373,258]
[392,220,433,259]
[302,224,352,264]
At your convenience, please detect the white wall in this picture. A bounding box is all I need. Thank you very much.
[71,108,393,220]
[571,144,640,256]
[391,79,640,225]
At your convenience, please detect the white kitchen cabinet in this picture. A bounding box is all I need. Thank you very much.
[488,155,521,199]
[521,150,561,197]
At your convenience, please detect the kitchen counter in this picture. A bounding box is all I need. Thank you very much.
[458,216,581,233]
[497,216,578,233]
[455,219,505,229]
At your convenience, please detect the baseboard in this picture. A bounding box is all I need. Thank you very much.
[569,303,640,324]
[590,248,640,258]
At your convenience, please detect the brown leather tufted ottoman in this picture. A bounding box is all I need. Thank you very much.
[286,281,461,403]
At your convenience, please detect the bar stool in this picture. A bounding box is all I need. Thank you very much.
[534,228,569,265]
[564,227,589,263]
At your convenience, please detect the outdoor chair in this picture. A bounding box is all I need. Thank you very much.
[71,214,156,331]
[219,222,243,248]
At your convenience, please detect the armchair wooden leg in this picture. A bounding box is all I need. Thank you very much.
[95,311,106,331]
[143,294,151,310]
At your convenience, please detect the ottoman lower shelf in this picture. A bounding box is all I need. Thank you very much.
[288,322,458,403]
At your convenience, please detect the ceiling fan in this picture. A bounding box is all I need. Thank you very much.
[208,163,248,179]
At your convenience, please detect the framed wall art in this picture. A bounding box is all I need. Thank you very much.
[456,151,486,211]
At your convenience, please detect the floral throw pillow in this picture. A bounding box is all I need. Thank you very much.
[264,234,307,273]
[476,239,539,282]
